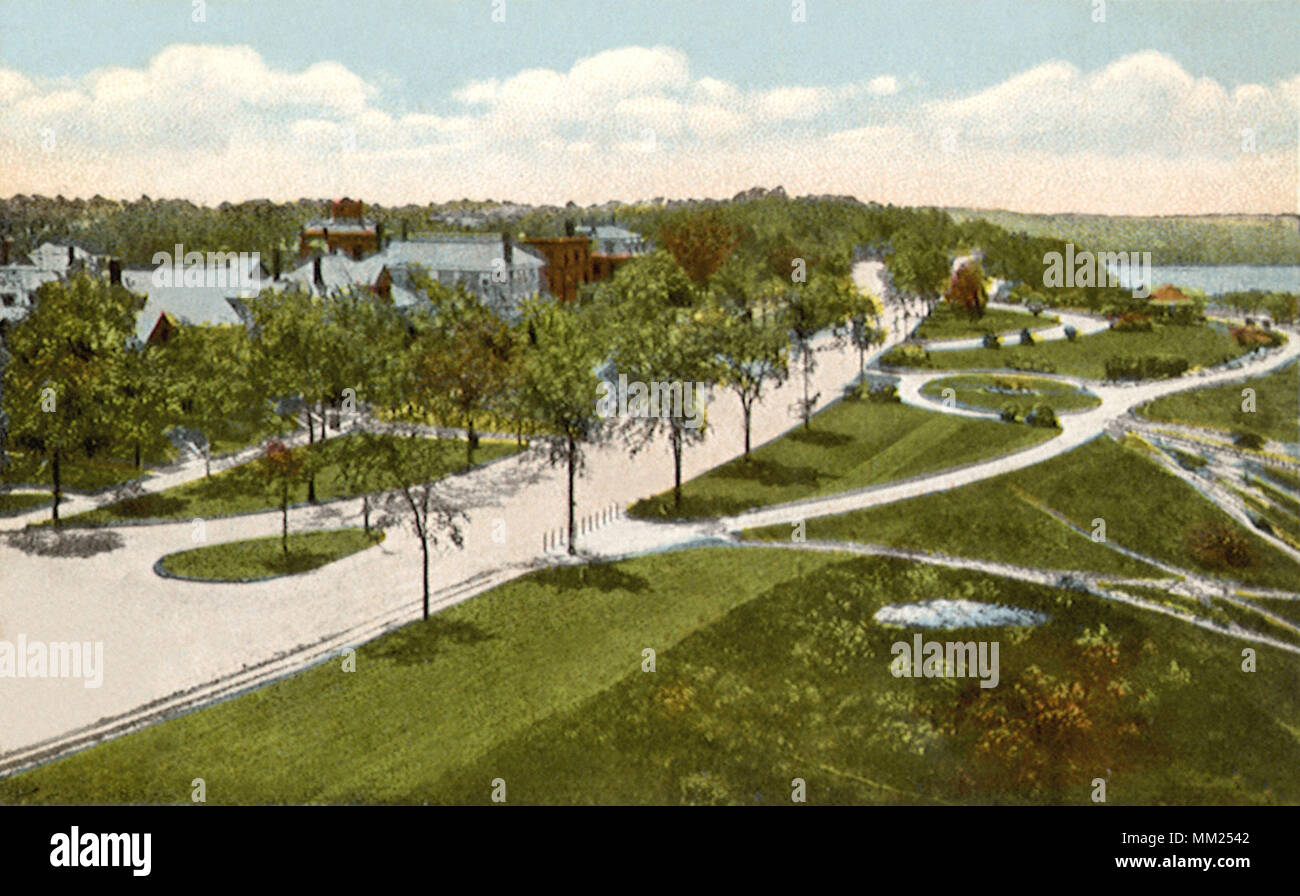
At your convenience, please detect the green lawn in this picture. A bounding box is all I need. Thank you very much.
[158,528,385,582]
[920,374,1101,414]
[629,397,1055,520]
[0,491,51,516]
[6,548,1298,804]
[748,436,1299,590]
[1138,361,1298,445]
[912,303,1057,342]
[0,452,143,492]
[61,434,520,526]
[207,413,300,457]
[884,323,1251,380]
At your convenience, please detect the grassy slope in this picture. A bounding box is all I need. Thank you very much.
[887,324,1250,380]
[1138,361,1298,445]
[426,554,1300,805]
[0,549,837,804]
[6,548,1298,805]
[920,374,1101,413]
[630,398,1054,520]
[912,304,1056,341]
[749,437,1298,590]
[62,434,519,525]
[159,528,384,582]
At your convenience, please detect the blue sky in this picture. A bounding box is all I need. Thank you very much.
[0,0,1296,212]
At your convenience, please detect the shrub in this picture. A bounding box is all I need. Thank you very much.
[1233,431,1265,450]
[1186,521,1255,570]
[1027,302,1044,317]
[999,403,1020,423]
[1104,355,1189,380]
[982,333,1001,350]
[1111,312,1153,332]
[850,380,901,403]
[883,343,931,368]
[1230,325,1283,349]
[1025,404,1058,428]
[1063,324,1078,342]
[1019,328,1035,346]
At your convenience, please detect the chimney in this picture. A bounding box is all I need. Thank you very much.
[272,247,281,281]
[564,219,575,237]
[502,231,513,265]
[313,256,324,289]
[108,258,122,286]
[1,237,10,266]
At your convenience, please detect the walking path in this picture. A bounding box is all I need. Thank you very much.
[2,263,1297,776]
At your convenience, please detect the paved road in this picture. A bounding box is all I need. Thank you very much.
[2,264,1297,775]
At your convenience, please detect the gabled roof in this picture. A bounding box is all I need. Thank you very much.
[120,269,245,340]
[1151,284,1191,303]
[27,242,97,273]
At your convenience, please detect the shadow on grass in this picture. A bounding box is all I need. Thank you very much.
[262,550,333,576]
[100,493,190,519]
[5,528,125,558]
[712,458,824,489]
[786,428,853,448]
[371,617,497,665]
[531,563,652,595]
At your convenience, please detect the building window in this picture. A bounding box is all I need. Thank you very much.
[0,293,15,307]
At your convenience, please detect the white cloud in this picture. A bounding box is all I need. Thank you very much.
[866,75,898,96]
[0,44,1292,214]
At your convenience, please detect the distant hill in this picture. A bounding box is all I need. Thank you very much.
[946,209,1300,265]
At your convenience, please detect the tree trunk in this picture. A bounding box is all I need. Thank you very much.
[741,398,753,460]
[466,416,478,467]
[671,424,683,509]
[51,449,61,526]
[420,538,430,619]
[134,441,141,469]
[306,406,317,503]
[802,347,812,429]
[281,487,289,554]
[566,435,577,556]
[362,495,371,535]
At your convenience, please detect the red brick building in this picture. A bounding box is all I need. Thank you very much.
[299,197,379,260]
[523,236,592,303]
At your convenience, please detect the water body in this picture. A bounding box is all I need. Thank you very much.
[873,599,1048,629]
[1108,264,1300,296]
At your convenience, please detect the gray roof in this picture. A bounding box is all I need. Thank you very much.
[277,254,423,308]
[576,225,641,241]
[302,219,377,233]
[381,236,544,272]
[27,242,98,273]
[0,266,59,321]
[120,269,246,340]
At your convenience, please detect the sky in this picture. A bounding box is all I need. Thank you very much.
[0,0,1296,214]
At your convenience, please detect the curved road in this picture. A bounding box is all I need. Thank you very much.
[2,261,1297,775]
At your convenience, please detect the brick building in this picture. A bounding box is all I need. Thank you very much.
[298,197,380,259]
